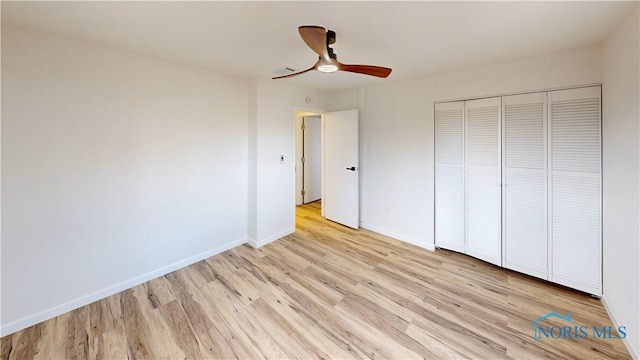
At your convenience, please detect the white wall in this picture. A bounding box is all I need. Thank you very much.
[327,90,359,112]
[248,78,327,247]
[1,26,249,335]
[328,45,603,250]
[248,78,258,241]
[602,6,640,358]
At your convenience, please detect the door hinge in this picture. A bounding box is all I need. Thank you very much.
[301,156,305,163]
[301,123,306,131]
[301,190,306,196]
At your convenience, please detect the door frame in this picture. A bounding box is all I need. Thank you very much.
[295,114,322,205]
[293,107,325,218]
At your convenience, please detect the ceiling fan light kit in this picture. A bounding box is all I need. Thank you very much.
[272,25,392,80]
[317,63,338,73]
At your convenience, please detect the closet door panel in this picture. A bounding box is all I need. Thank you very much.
[466,166,502,262]
[549,86,602,295]
[434,102,465,252]
[465,97,502,266]
[502,93,548,279]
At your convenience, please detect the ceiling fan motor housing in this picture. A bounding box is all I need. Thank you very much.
[327,47,337,60]
[326,30,337,60]
[326,30,336,45]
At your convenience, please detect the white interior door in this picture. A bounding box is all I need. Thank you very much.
[465,97,502,266]
[434,101,465,253]
[303,116,322,203]
[323,109,359,229]
[502,92,548,279]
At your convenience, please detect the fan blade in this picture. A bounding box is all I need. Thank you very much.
[272,62,318,79]
[299,26,330,60]
[339,64,392,78]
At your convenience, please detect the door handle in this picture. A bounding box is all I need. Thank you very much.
[346,166,356,171]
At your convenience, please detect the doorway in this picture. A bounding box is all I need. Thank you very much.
[295,113,322,206]
[323,109,359,228]
[294,108,360,229]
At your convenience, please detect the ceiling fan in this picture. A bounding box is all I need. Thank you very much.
[273,26,392,80]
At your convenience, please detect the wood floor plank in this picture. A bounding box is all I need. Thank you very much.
[199,282,279,359]
[3,322,42,360]
[184,284,255,359]
[89,292,123,339]
[248,297,328,358]
[1,200,631,359]
[206,258,264,306]
[339,291,410,332]
[89,326,128,360]
[142,305,187,359]
[405,323,471,359]
[158,300,202,359]
[351,282,417,323]
[333,295,427,356]
[64,306,90,359]
[256,292,357,359]
[33,312,73,359]
[119,289,156,359]
[163,265,211,300]
[0,332,12,360]
[172,293,223,359]
[260,252,345,307]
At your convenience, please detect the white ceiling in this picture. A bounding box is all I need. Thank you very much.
[2,1,636,91]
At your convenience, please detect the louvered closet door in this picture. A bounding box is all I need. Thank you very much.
[435,102,465,252]
[549,86,602,295]
[466,97,502,266]
[502,93,548,279]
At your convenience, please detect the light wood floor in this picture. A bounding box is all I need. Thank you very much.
[1,201,631,359]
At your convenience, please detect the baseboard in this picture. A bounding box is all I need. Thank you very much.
[0,237,248,337]
[602,296,639,359]
[247,236,258,248]
[359,222,435,251]
[248,227,294,248]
